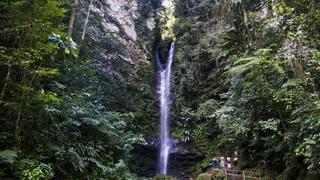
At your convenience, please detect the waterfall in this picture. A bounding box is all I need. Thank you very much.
[157,43,175,175]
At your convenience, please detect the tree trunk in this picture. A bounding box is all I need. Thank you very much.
[15,67,39,146]
[1,65,11,100]
[81,0,94,40]
[68,0,79,36]
[15,70,26,145]
[240,0,248,26]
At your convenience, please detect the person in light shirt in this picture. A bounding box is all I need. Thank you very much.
[226,157,232,169]
[220,156,226,169]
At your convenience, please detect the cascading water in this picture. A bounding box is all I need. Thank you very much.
[157,43,175,175]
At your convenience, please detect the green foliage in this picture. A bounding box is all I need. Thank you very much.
[196,173,212,180]
[173,0,320,178]
[21,163,54,180]
[0,0,149,179]
[0,150,18,164]
[1,0,320,178]
[66,148,85,172]
[229,56,284,76]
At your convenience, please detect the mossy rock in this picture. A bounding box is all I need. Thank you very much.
[196,173,212,180]
[278,169,320,180]
[152,174,177,180]
[196,170,225,180]
[261,176,274,180]
[276,166,301,180]
[208,169,220,177]
[300,173,320,180]
[215,170,226,180]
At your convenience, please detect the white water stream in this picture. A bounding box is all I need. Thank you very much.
[157,43,175,175]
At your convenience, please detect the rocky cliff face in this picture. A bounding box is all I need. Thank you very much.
[72,0,162,133]
[76,0,160,65]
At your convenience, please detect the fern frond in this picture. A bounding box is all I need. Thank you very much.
[66,148,85,172]
[85,158,109,172]
[281,79,303,88]
[229,56,284,76]
[0,150,18,164]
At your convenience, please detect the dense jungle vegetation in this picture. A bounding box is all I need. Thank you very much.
[0,0,320,179]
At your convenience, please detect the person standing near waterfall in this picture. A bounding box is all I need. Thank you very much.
[226,157,232,169]
[233,157,239,167]
[220,157,226,169]
[211,158,219,169]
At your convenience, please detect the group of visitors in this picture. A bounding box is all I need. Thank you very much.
[210,156,238,169]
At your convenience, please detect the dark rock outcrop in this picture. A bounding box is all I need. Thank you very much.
[130,138,204,179]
